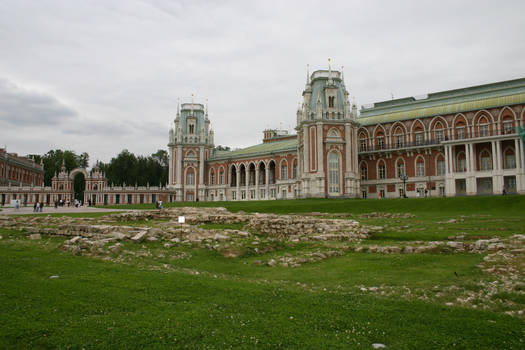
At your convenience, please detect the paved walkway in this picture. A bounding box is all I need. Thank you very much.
[0,205,133,215]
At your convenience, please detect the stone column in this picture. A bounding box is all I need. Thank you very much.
[168,147,174,186]
[245,166,249,200]
[345,124,351,173]
[255,165,259,200]
[303,125,309,173]
[444,145,450,174]
[265,165,269,198]
[491,141,497,171]
[465,144,471,173]
[317,123,324,173]
[236,167,240,200]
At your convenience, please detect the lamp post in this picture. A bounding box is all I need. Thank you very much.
[399,173,408,198]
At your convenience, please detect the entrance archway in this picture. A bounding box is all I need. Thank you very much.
[70,168,89,202]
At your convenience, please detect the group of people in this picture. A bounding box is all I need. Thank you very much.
[33,201,44,212]
[54,199,82,208]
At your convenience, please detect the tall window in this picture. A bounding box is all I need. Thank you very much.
[377,136,385,150]
[435,129,444,142]
[480,151,492,171]
[219,170,224,184]
[328,152,340,194]
[210,170,215,185]
[396,160,405,177]
[328,96,335,108]
[378,162,386,179]
[415,132,423,145]
[188,123,195,134]
[457,154,466,173]
[360,138,367,151]
[292,162,297,179]
[504,150,516,169]
[394,133,403,148]
[280,163,288,180]
[186,170,194,185]
[456,127,465,139]
[416,159,425,177]
[479,122,489,137]
[437,158,445,175]
[361,165,368,180]
[503,120,514,134]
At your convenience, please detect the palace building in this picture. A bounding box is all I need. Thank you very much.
[167,66,525,201]
[1,64,524,205]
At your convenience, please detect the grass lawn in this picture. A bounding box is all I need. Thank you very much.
[1,196,524,349]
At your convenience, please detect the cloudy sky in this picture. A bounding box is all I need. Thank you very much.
[1,0,524,165]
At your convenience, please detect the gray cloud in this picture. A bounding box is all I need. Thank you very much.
[0,78,77,126]
[0,0,524,163]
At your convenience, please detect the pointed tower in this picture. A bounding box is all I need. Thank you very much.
[168,96,214,201]
[296,60,360,198]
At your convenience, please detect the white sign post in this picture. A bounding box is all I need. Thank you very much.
[178,216,185,236]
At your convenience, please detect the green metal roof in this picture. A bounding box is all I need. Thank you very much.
[209,138,297,161]
[358,78,525,125]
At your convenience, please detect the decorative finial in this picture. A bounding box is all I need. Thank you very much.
[306,64,310,85]
[176,97,180,118]
[206,98,208,117]
[328,58,333,85]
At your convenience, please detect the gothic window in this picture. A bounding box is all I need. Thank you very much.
[415,132,423,145]
[280,162,288,180]
[377,136,385,150]
[435,129,444,142]
[219,169,224,185]
[416,158,425,177]
[210,170,215,185]
[186,170,194,185]
[292,161,298,179]
[396,159,405,177]
[360,138,367,151]
[378,162,386,179]
[360,164,368,180]
[456,126,465,139]
[328,96,335,108]
[456,152,466,172]
[328,152,340,194]
[188,123,195,134]
[480,150,492,171]
[504,149,516,169]
[478,117,490,137]
[437,157,445,175]
[503,120,514,134]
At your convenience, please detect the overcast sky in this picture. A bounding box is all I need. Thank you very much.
[1,0,524,165]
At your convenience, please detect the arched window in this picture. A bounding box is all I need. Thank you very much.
[328,152,340,194]
[292,160,298,179]
[478,116,490,137]
[209,169,215,185]
[433,122,445,142]
[393,127,404,148]
[218,168,225,184]
[378,160,386,179]
[396,159,405,177]
[360,163,368,180]
[280,160,288,180]
[328,96,335,108]
[230,165,237,187]
[479,150,492,171]
[186,168,194,185]
[456,152,466,173]
[359,133,367,151]
[376,132,385,150]
[504,148,516,169]
[436,154,445,175]
[415,157,425,177]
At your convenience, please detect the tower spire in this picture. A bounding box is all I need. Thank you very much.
[341,65,345,87]
[205,98,209,118]
[176,98,180,119]
[191,93,194,115]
